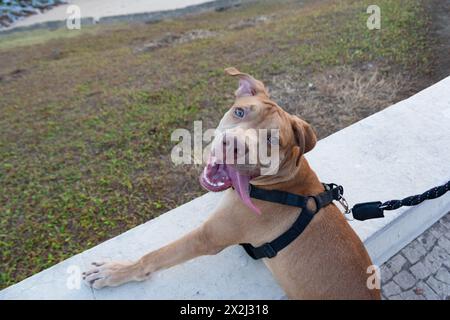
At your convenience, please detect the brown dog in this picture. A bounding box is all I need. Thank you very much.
[83,68,380,300]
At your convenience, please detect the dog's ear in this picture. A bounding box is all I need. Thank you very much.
[225,67,269,98]
[290,116,317,164]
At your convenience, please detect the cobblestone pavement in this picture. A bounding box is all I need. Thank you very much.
[381,212,450,300]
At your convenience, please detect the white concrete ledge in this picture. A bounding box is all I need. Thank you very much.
[1,76,450,300]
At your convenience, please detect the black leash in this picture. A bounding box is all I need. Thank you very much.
[351,180,450,221]
[241,180,450,260]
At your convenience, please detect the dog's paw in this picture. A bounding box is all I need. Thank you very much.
[82,261,136,289]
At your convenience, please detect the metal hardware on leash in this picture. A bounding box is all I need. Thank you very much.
[322,183,352,220]
[338,194,353,221]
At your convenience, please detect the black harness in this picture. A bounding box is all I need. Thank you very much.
[240,183,344,260]
[240,180,450,260]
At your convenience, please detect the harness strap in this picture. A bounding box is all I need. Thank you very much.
[249,186,308,207]
[240,183,343,260]
[240,180,450,259]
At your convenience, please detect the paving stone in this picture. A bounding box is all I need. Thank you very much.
[402,240,427,264]
[429,222,449,239]
[383,212,450,300]
[435,267,450,284]
[439,214,450,230]
[437,237,450,255]
[417,231,437,251]
[446,232,450,241]
[424,246,450,273]
[382,281,402,297]
[422,259,442,276]
[400,289,425,300]
[442,258,450,269]
[393,270,416,290]
[385,254,407,274]
[388,294,403,300]
[423,246,449,274]
[427,276,450,299]
[415,281,440,300]
[410,262,430,280]
[380,264,393,283]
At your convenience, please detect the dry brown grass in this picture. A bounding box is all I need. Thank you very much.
[268,65,407,139]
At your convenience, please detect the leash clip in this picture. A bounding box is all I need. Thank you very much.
[336,191,353,221]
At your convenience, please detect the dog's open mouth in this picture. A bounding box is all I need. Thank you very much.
[200,157,232,192]
[200,156,261,214]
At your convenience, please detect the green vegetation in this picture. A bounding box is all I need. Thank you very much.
[0,0,433,288]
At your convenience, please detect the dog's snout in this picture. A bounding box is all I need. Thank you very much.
[223,134,237,148]
[222,133,248,157]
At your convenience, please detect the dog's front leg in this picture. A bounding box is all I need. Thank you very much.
[83,220,231,289]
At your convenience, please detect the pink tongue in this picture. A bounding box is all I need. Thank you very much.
[225,166,261,215]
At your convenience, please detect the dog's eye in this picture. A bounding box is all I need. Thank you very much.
[233,107,245,119]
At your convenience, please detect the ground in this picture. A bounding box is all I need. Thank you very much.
[0,0,446,289]
[382,212,450,300]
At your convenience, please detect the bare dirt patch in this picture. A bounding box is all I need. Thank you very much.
[228,14,273,30]
[0,67,27,83]
[133,12,275,55]
[134,29,219,53]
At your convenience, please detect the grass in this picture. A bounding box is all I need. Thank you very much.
[0,0,434,288]
[0,27,101,50]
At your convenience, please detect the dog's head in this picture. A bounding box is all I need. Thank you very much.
[200,67,317,213]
